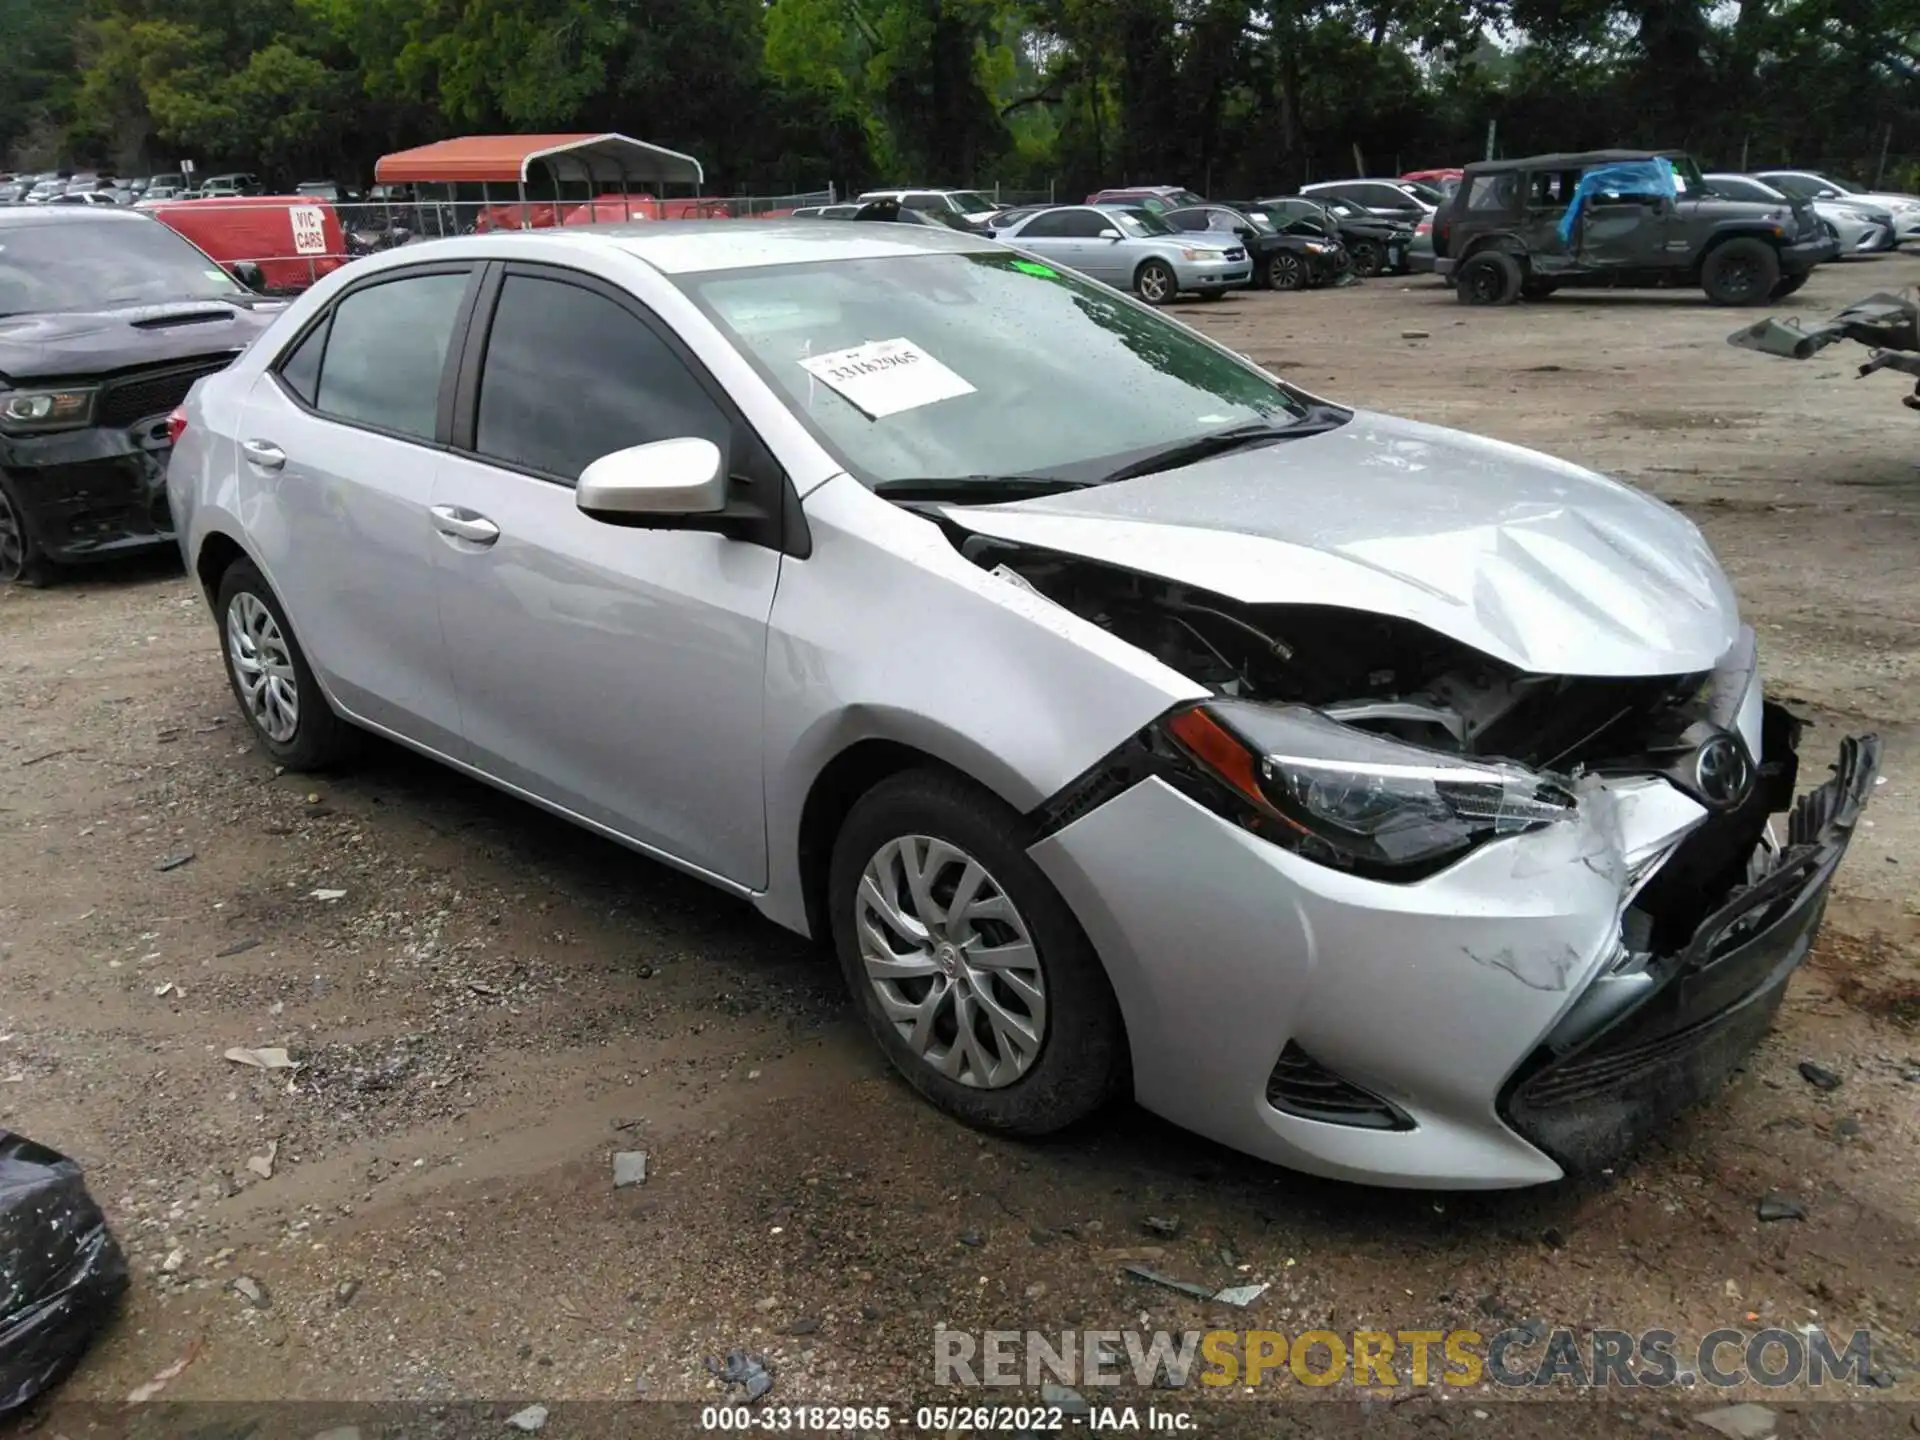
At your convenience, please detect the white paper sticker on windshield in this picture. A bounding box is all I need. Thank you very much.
[289,205,327,255]
[796,338,975,419]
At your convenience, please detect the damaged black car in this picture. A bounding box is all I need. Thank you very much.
[0,207,282,586]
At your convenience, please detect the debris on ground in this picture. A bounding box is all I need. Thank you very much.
[1694,1403,1777,1440]
[612,1151,648,1188]
[229,1275,269,1308]
[223,1046,299,1071]
[1140,1215,1181,1238]
[1041,1382,1090,1415]
[1756,1193,1807,1222]
[126,1340,203,1403]
[959,1229,984,1246]
[246,1139,279,1180]
[1121,1263,1267,1306]
[160,1247,185,1274]
[155,852,196,872]
[335,1279,360,1307]
[707,1350,774,1403]
[309,888,348,902]
[0,1132,130,1417]
[215,938,262,958]
[1401,329,1430,340]
[505,1404,548,1432]
[1798,1060,1843,1090]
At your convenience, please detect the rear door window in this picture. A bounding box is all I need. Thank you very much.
[310,269,471,441]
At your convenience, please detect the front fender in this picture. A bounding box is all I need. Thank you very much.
[755,475,1206,936]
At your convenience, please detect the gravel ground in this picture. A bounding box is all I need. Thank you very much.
[3,256,1918,1438]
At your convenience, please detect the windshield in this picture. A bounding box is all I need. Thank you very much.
[947,192,996,213]
[0,217,248,315]
[1111,207,1172,236]
[676,252,1310,487]
[1399,181,1446,206]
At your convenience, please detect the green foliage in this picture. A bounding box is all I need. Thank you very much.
[10,0,1919,195]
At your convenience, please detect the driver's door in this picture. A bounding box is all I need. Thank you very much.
[427,262,784,887]
[1579,178,1673,266]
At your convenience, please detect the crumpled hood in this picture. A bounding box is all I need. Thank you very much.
[0,301,280,382]
[940,410,1740,677]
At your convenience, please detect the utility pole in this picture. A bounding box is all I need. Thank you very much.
[1485,120,1497,162]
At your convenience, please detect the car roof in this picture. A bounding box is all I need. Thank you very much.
[1462,149,1685,175]
[0,206,152,229]
[375,219,998,275]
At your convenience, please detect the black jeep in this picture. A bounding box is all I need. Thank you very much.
[1434,149,1837,307]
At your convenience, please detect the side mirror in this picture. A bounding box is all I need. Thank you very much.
[577,437,726,523]
[229,260,266,291]
[1098,228,1121,240]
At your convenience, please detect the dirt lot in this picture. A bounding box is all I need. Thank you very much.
[4,257,1919,1438]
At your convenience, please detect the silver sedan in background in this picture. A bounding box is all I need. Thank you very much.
[1705,172,1894,255]
[168,221,1875,1189]
[992,203,1250,303]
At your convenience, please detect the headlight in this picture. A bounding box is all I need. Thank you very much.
[1163,702,1576,879]
[0,387,98,433]
[1302,242,1328,253]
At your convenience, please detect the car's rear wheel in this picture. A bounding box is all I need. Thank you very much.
[1702,238,1780,306]
[1134,260,1177,305]
[0,475,57,588]
[1348,239,1384,277]
[1456,250,1522,305]
[215,558,352,770]
[828,769,1126,1137]
[1266,251,1307,291]
[1769,272,1808,299]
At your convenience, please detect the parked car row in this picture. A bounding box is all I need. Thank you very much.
[0,170,268,206]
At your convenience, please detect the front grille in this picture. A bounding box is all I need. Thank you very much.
[97,358,237,429]
[1266,1042,1413,1130]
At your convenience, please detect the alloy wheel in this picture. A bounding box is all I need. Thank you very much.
[226,591,300,743]
[1137,264,1173,303]
[855,835,1047,1089]
[1270,253,1304,289]
[0,489,23,583]
[1718,256,1760,301]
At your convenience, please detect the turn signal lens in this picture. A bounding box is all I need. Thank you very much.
[165,406,189,446]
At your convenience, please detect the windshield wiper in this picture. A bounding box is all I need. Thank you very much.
[872,475,1093,504]
[1095,404,1350,485]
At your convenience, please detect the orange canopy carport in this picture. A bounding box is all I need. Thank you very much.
[374,133,704,190]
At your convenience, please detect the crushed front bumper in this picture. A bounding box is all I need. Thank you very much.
[1029,708,1875,1189]
[3,421,179,565]
[1502,735,1877,1172]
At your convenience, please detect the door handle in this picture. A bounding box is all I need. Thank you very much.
[241,439,285,471]
[429,505,500,546]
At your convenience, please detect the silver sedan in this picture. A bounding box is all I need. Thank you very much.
[168,221,1876,1189]
[992,204,1250,303]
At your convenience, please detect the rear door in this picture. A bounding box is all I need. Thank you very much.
[428,262,784,886]
[234,263,478,754]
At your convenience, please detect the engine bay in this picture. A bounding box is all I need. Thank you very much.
[959,534,1705,775]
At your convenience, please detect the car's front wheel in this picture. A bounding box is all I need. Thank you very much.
[1702,238,1781,306]
[215,558,352,770]
[1769,272,1808,300]
[1348,239,1383,277]
[0,475,57,588]
[1266,251,1307,291]
[1134,259,1177,304]
[828,769,1127,1137]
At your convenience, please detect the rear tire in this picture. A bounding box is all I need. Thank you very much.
[0,474,57,588]
[214,558,353,771]
[827,769,1127,1137]
[1702,238,1780,306]
[1134,260,1177,305]
[1455,250,1522,305]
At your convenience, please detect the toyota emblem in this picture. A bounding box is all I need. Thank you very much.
[1694,734,1755,808]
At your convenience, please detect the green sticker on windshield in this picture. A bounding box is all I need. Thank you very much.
[1010,259,1059,278]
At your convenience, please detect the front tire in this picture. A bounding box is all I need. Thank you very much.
[1769,272,1808,299]
[1266,251,1307,291]
[1702,238,1780,306]
[1349,239,1383,277]
[1134,259,1177,305]
[215,558,352,770]
[0,474,58,588]
[827,769,1126,1137]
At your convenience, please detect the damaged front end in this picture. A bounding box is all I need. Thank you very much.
[966,536,1877,1184]
[1729,288,1920,413]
